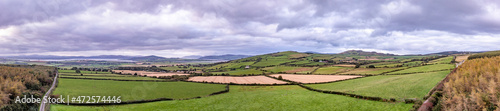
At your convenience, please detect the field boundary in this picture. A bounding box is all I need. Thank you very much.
[59,77,174,82]
[417,65,459,110]
[54,85,230,106]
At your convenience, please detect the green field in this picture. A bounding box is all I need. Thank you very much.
[51,85,412,111]
[386,64,454,74]
[361,62,400,68]
[339,67,405,75]
[262,66,316,73]
[401,61,423,67]
[60,73,130,77]
[59,70,112,74]
[60,75,164,80]
[160,66,201,71]
[428,56,453,64]
[53,78,227,102]
[307,71,450,99]
[251,58,296,67]
[313,66,351,74]
[210,69,264,75]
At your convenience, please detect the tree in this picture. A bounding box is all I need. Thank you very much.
[134,73,138,76]
[278,75,283,80]
[75,69,81,73]
[355,64,361,68]
[71,67,78,70]
[368,65,375,68]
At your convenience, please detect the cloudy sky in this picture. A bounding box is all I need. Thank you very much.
[1,0,499,57]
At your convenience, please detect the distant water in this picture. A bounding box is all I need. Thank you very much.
[19,59,136,62]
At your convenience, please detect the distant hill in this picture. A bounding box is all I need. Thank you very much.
[126,55,207,62]
[182,55,203,59]
[1,55,136,60]
[199,54,251,60]
[126,55,168,62]
[426,51,484,55]
[338,50,396,56]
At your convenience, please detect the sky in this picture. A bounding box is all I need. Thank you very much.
[0,0,500,57]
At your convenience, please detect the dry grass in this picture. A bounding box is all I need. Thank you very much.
[442,56,500,111]
[454,55,470,62]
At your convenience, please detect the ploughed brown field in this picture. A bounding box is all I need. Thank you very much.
[187,76,288,84]
[112,70,189,77]
[269,74,362,83]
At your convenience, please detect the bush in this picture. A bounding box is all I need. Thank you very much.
[368,65,375,68]
[277,75,283,80]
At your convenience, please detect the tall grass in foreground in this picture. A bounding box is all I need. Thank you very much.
[442,56,500,110]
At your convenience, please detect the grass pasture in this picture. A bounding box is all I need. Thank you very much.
[313,66,351,74]
[51,85,412,111]
[307,71,450,99]
[361,62,400,68]
[339,67,406,75]
[59,70,112,74]
[251,58,295,67]
[59,73,130,77]
[262,66,317,74]
[53,78,227,102]
[429,56,454,64]
[60,75,164,80]
[386,64,454,74]
[210,69,264,75]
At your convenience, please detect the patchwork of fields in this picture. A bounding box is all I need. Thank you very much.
[51,86,412,111]
[48,52,464,110]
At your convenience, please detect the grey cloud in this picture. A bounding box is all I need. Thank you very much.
[1,0,500,56]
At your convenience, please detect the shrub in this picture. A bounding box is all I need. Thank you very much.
[368,65,375,68]
[277,75,283,80]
